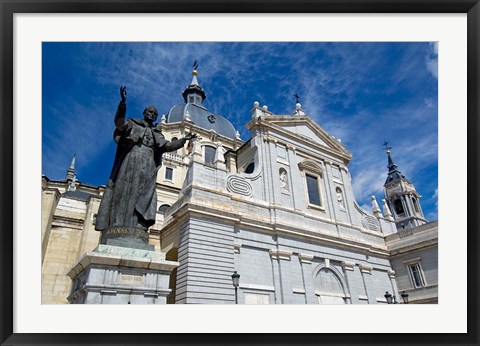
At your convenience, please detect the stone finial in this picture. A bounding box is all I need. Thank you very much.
[161,114,167,124]
[262,105,268,111]
[184,110,191,122]
[293,103,306,115]
[382,199,394,221]
[251,101,263,118]
[235,130,241,140]
[371,196,382,218]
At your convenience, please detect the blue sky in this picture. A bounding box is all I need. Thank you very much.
[42,42,438,220]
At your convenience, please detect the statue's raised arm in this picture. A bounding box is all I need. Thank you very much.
[120,85,127,102]
[115,86,128,129]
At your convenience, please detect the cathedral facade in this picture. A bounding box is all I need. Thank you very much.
[41,69,438,304]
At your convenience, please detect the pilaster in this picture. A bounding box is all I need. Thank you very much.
[341,261,359,304]
[299,253,317,304]
[359,263,375,304]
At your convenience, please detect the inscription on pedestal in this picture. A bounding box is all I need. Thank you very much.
[100,226,154,250]
[119,274,143,286]
[104,228,149,240]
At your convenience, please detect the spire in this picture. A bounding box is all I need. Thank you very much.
[66,154,76,181]
[182,61,206,106]
[384,147,409,185]
[382,142,427,230]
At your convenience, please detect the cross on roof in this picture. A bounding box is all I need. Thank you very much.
[294,93,301,104]
[383,140,392,151]
[193,59,199,70]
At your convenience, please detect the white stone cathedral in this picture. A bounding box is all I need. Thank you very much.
[41,68,438,304]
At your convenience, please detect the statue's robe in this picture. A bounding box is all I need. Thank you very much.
[95,102,186,232]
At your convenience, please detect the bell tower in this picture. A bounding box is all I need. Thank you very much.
[383,145,427,230]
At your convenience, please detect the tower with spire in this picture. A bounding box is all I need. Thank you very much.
[383,145,427,230]
[181,62,206,107]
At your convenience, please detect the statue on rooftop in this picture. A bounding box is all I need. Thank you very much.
[95,86,196,249]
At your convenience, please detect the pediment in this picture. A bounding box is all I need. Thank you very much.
[264,116,351,159]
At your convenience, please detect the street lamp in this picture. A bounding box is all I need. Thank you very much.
[400,291,409,304]
[384,291,393,304]
[231,271,240,304]
[384,291,409,304]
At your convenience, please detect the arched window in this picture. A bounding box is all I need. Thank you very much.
[158,204,171,212]
[412,197,420,213]
[204,145,216,165]
[394,198,405,215]
[314,267,346,304]
[245,162,255,174]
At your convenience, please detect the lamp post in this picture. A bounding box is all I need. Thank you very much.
[384,291,409,304]
[231,271,240,304]
[400,291,409,304]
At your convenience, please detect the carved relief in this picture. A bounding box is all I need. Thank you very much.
[227,175,253,197]
[279,169,288,192]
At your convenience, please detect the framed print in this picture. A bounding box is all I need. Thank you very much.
[1,1,479,345]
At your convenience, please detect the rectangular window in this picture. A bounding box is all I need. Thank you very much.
[165,167,173,181]
[408,263,426,288]
[204,146,216,165]
[306,174,321,206]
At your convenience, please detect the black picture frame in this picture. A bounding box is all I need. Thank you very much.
[1,1,478,345]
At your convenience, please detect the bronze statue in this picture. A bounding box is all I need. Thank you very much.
[95,86,195,249]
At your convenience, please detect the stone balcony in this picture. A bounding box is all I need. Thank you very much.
[162,152,186,165]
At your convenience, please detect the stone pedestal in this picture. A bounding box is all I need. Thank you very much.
[99,226,154,250]
[66,245,179,304]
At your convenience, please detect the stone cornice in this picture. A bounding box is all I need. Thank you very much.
[162,198,391,257]
[66,245,179,279]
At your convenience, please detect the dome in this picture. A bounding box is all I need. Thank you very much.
[166,67,237,139]
[166,103,237,139]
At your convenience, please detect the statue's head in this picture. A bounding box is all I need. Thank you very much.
[143,105,158,123]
